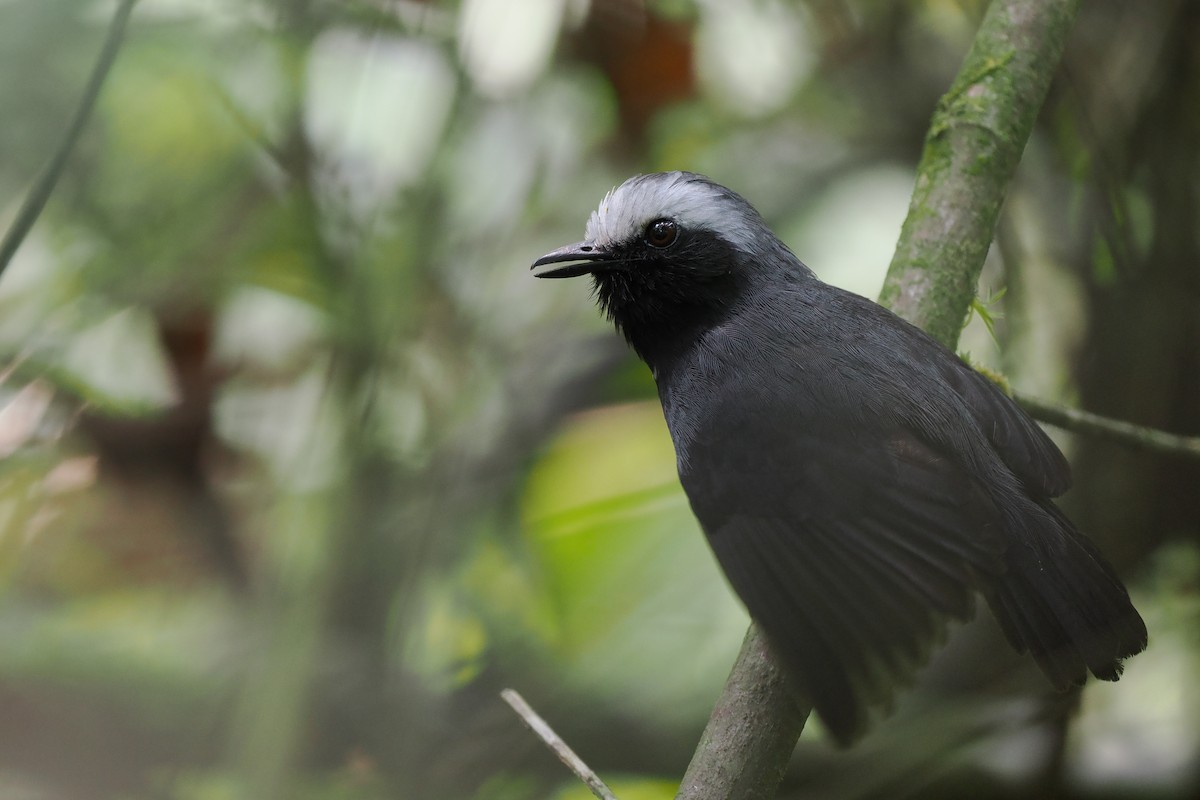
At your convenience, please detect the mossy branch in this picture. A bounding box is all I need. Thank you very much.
[881,0,1081,348]
[675,1,1081,797]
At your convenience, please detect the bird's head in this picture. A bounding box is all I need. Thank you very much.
[532,172,806,363]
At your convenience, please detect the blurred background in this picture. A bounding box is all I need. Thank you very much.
[0,0,1197,798]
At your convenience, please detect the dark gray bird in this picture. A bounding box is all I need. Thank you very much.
[531,171,1147,745]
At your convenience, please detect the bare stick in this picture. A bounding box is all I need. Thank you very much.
[1016,392,1200,461]
[501,689,619,800]
[0,0,140,279]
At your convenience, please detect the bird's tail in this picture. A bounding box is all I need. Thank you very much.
[986,502,1147,689]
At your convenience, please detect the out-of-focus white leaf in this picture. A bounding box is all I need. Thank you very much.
[306,30,456,206]
[213,287,324,370]
[695,0,814,118]
[458,0,566,98]
[62,308,177,409]
[781,165,916,301]
[214,361,342,491]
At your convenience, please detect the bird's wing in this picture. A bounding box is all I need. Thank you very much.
[937,356,1072,497]
[816,288,1072,498]
[681,419,1007,746]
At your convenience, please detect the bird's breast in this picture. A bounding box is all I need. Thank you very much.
[655,328,778,474]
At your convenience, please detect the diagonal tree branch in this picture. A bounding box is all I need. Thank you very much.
[501,689,620,800]
[881,0,1081,348]
[883,0,1089,350]
[675,1,1081,797]
[0,0,140,280]
[675,626,808,800]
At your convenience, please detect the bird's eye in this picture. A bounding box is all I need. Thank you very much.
[644,219,679,248]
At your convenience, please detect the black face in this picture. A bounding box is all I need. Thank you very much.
[530,175,783,369]
[586,219,748,365]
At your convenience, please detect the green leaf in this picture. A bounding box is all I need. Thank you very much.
[965,285,1006,347]
[520,402,746,723]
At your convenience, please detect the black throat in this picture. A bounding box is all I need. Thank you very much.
[586,226,807,375]
[592,258,744,373]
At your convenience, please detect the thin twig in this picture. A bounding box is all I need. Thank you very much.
[1016,392,1200,461]
[207,77,292,173]
[0,0,140,279]
[501,689,619,800]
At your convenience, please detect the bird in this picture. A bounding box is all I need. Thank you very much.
[530,171,1147,745]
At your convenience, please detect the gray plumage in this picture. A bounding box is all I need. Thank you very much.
[532,171,1146,744]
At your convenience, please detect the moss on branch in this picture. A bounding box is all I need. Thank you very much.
[880,0,1081,344]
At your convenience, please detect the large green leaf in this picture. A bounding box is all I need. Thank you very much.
[521,402,746,722]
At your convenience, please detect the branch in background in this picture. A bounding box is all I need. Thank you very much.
[501,689,619,800]
[676,1,1082,797]
[881,0,1082,350]
[0,0,140,279]
[1016,393,1200,461]
[976,362,1200,460]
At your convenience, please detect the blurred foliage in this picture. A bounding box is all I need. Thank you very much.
[0,0,1197,799]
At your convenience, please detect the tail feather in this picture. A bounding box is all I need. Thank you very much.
[988,501,1147,688]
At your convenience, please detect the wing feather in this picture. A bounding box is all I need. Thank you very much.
[685,426,1006,745]
[939,354,1072,497]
